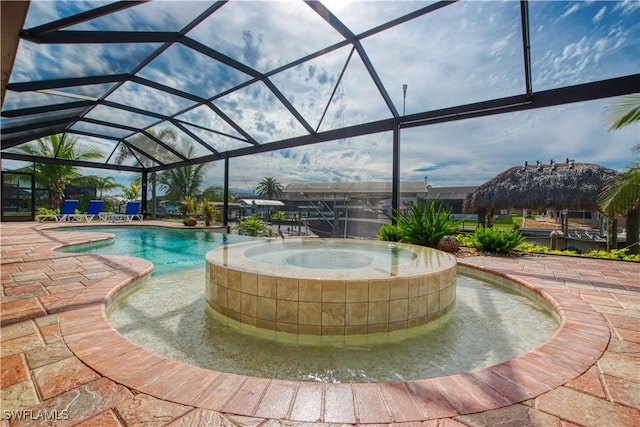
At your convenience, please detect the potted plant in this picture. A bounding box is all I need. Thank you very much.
[182,196,198,226]
[201,199,218,226]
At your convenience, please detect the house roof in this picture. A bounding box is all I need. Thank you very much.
[462,162,618,212]
[283,181,427,196]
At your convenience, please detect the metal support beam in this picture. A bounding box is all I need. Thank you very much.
[141,170,148,219]
[0,152,145,172]
[520,0,533,96]
[223,155,229,228]
[392,123,400,222]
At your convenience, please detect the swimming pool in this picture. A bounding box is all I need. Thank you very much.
[56,226,256,275]
[56,226,558,382]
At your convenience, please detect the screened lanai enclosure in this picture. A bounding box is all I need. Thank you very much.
[1,1,638,222]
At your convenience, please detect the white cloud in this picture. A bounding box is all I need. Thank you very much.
[614,0,640,15]
[559,3,581,20]
[592,6,607,23]
[8,0,640,194]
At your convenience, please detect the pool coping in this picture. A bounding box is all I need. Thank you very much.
[58,237,611,423]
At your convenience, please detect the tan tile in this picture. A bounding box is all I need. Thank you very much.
[215,285,227,308]
[257,275,276,298]
[368,323,388,334]
[227,309,241,322]
[323,280,345,303]
[228,290,241,313]
[277,277,298,301]
[389,278,408,300]
[428,292,440,315]
[408,298,419,320]
[256,297,276,321]
[256,318,275,331]
[241,272,257,295]
[417,295,428,318]
[299,279,322,302]
[440,285,455,307]
[345,280,368,303]
[299,324,321,335]
[427,272,440,293]
[227,269,241,291]
[345,303,368,326]
[345,325,368,335]
[276,322,298,334]
[389,320,408,332]
[241,293,257,318]
[277,300,298,323]
[369,280,389,302]
[389,299,408,323]
[322,303,345,326]
[322,325,345,335]
[368,301,388,324]
[299,302,321,326]
[408,277,420,298]
[214,265,227,287]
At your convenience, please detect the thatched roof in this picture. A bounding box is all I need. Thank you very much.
[463,161,618,213]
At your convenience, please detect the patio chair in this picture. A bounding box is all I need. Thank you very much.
[110,201,143,222]
[37,200,79,222]
[73,200,104,222]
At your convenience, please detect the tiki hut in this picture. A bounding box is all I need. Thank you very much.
[463,160,618,226]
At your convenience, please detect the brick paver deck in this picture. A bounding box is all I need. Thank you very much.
[1,221,638,426]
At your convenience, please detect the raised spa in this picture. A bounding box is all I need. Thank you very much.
[205,238,457,336]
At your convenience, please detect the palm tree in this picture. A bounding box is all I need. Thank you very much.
[255,176,284,199]
[599,94,640,254]
[120,179,141,201]
[89,176,122,199]
[156,143,207,204]
[17,133,103,208]
[605,93,640,130]
[115,128,179,218]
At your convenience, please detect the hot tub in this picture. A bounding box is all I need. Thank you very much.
[205,238,456,336]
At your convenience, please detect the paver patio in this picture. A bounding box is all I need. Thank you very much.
[1,221,638,426]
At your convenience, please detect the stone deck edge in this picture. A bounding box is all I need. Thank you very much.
[58,248,611,424]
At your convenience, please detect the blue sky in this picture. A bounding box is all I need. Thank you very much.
[4,0,639,194]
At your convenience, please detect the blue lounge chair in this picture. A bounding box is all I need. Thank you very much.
[37,200,79,222]
[73,200,104,222]
[111,201,142,222]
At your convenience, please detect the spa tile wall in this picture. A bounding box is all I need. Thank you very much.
[206,263,456,336]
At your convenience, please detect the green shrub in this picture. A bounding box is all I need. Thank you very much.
[516,242,578,256]
[455,233,474,247]
[378,224,402,242]
[583,248,640,261]
[471,226,525,253]
[37,207,58,216]
[392,202,459,248]
[236,216,270,236]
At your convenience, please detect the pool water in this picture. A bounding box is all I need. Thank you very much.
[55,226,255,275]
[56,226,559,383]
[108,267,558,382]
[242,240,417,269]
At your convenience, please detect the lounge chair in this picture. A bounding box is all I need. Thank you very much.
[73,200,104,222]
[37,200,79,222]
[110,201,143,222]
